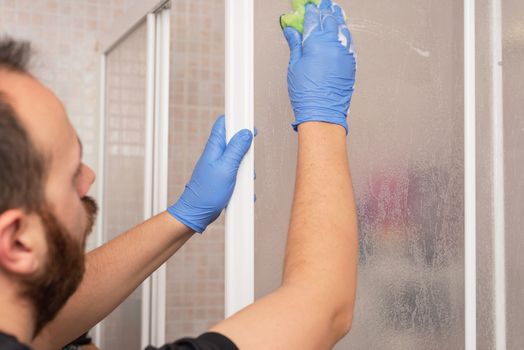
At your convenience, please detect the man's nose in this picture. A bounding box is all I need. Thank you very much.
[85,165,96,186]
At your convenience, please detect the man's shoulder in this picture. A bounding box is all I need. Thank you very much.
[146,332,238,350]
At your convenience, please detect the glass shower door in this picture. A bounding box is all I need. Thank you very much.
[501,0,523,347]
[101,20,148,350]
[253,0,464,349]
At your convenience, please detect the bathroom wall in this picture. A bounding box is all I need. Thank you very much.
[254,1,465,349]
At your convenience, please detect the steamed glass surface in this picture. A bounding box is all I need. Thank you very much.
[503,0,524,347]
[254,1,464,349]
[475,2,497,347]
[164,0,226,340]
[102,21,148,350]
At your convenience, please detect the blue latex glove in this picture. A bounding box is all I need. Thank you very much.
[282,0,356,133]
[167,115,253,233]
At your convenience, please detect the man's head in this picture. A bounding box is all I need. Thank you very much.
[0,38,97,336]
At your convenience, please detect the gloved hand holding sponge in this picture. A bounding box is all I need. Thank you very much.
[168,0,356,233]
[282,0,356,134]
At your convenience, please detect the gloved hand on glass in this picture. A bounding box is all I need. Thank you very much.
[167,115,253,233]
[281,0,356,134]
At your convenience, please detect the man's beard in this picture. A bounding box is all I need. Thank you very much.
[20,196,98,336]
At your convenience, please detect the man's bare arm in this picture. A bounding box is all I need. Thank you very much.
[210,1,358,347]
[211,122,358,349]
[32,212,194,350]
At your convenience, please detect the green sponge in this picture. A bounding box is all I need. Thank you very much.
[280,0,320,34]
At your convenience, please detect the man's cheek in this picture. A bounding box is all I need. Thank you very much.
[67,201,87,239]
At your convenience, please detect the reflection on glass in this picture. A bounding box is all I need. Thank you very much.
[102,21,148,350]
[354,166,462,348]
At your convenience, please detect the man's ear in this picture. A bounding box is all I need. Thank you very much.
[0,209,45,276]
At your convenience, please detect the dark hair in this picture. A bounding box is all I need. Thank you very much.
[0,36,31,72]
[0,37,45,213]
[0,100,46,213]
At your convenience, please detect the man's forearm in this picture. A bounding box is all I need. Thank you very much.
[32,212,194,350]
[283,122,358,332]
[210,122,358,349]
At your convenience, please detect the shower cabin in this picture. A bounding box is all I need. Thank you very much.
[95,0,524,349]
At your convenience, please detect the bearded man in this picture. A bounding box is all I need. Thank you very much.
[0,1,358,349]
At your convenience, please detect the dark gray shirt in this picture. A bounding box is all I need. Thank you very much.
[0,332,238,350]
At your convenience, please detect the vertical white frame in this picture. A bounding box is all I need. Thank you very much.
[150,6,171,347]
[464,0,476,349]
[490,0,506,348]
[97,1,170,348]
[93,54,106,348]
[224,0,255,317]
[142,13,156,350]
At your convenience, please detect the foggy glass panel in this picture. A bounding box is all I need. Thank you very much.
[102,20,147,350]
[254,1,465,349]
[165,0,225,340]
[475,1,496,347]
[503,0,524,348]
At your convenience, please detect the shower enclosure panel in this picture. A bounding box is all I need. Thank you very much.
[99,20,149,350]
[97,0,249,347]
[97,1,171,348]
[95,0,524,349]
[502,0,524,346]
[253,1,465,349]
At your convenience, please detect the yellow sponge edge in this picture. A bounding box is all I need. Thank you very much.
[280,0,321,34]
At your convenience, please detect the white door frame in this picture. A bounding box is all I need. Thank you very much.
[224,0,255,317]
[464,0,476,348]
[150,6,171,347]
[464,0,506,349]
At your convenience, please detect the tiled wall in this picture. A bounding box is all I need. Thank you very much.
[165,0,226,340]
